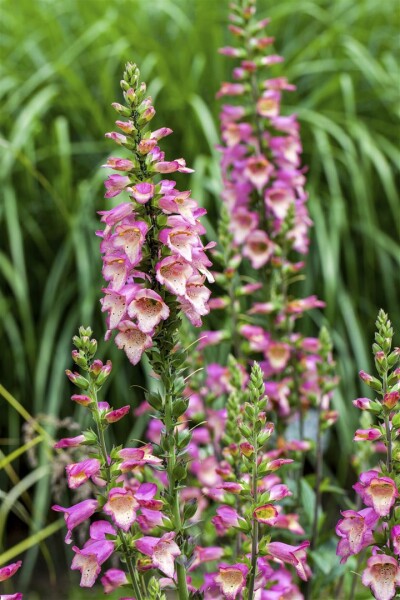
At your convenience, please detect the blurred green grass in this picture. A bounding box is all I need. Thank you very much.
[0,0,399,595]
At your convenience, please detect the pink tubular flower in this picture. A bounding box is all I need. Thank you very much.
[54,434,85,449]
[353,428,382,441]
[114,320,153,365]
[103,487,138,531]
[71,540,114,588]
[243,230,274,269]
[135,532,180,578]
[104,405,130,423]
[52,499,99,543]
[0,561,22,582]
[118,443,162,470]
[112,221,148,266]
[361,554,400,600]
[353,470,399,516]
[65,458,101,489]
[335,507,379,563]
[215,563,248,600]
[266,541,311,581]
[391,525,400,555]
[104,174,130,198]
[155,255,193,296]
[127,288,170,333]
[0,595,23,600]
[253,504,278,525]
[101,568,128,594]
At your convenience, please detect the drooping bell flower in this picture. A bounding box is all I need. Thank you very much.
[52,499,99,543]
[103,487,139,531]
[361,554,400,600]
[266,541,311,581]
[353,470,399,517]
[135,532,181,578]
[335,508,379,563]
[71,539,115,588]
[65,458,101,489]
[214,563,248,600]
[101,569,128,594]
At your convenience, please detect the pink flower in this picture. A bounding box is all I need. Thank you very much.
[71,540,114,587]
[104,405,130,423]
[101,568,128,594]
[266,541,311,581]
[135,532,181,578]
[243,230,274,269]
[244,156,274,190]
[253,504,279,525]
[52,499,99,543]
[104,174,130,198]
[119,444,162,470]
[65,458,101,489]
[215,563,248,600]
[115,320,153,365]
[54,434,85,449]
[353,397,372,410]
[130,182,155,204]
[111,221,148,266]
[127,289,170,333]
[354,428,382,441]
[336,508,379,563]
[0,561,22,582]
[361,554,400,600]
[353,470,399,516]
[391,525,400,555]
[155,255,193,296]
[103,488,138,531]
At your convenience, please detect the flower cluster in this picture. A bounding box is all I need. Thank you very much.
[0,560,22,600]
[99,62,213,365]
[53,328,180,598]
[336,310,400,600]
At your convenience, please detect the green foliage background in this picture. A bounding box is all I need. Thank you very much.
[0,0,399,596]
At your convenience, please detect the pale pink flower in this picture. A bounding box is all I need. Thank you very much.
[115,320,153,365]
[336,508,379,563]
[353,470,399,516]
[215,563,248,600]
[71,540,114,587]
[243,230,274,269]
[135,532,180,578]
[155,255,193,296]
[111,221,148,266]
[101,568,128,594]
[361,554,400,600]
[54,434,85,449]
[127,289,170,333]
[103,488,138,531]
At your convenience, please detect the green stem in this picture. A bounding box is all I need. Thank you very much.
[164,367,189,600]
[384,413,392,473]
[92,387,143,600]
[247,436,258,598]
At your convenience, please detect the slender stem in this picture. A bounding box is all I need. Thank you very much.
[384,414,392,473]
[92,388,143,600]
[247,436,259,598]
[164,365,189,600]
[310,396,323,551]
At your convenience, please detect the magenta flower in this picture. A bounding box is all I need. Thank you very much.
[0,561,22,582]
[65,458,101,489]
[71,539,114,587]
[266,541,311,581]
[127,288,170,333]
[104,174,131,198]
[353,470,399,516]
[118,444,162,470]
[52,499,99,543]
[392,525,400,555]
[335,508,379,563]
[361,554,400,600]
[54,434,85,449]
[353,428,382,441]
[0,594,23,600]
[214,563,248,600]
[135,532,181,578]
[103,487,138,531]
[101,568,128,594]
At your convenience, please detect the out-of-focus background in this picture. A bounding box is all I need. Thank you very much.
[0,0,399,597]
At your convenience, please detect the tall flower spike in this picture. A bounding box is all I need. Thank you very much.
[99,62,213,365]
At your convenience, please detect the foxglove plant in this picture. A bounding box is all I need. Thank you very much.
[336,310,400,600]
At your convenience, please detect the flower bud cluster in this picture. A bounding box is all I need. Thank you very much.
[99,62,213,365]
[336,310,400,600]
